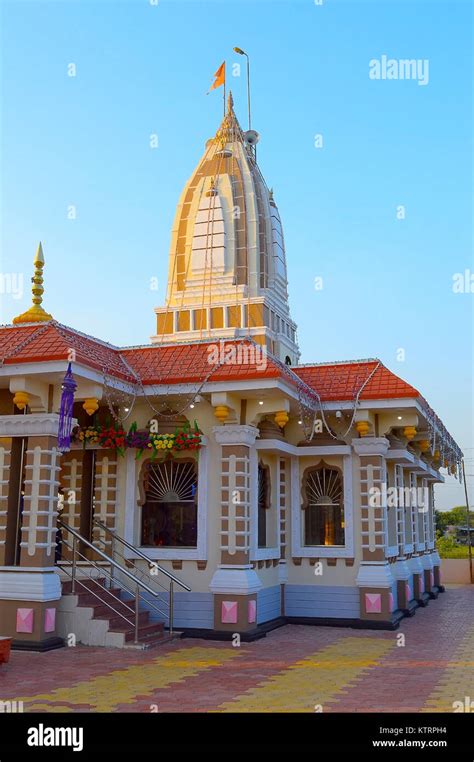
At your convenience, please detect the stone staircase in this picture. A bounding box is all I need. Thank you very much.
[57,578,168,649]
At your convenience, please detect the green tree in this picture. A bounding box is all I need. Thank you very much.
[436,534,469,559]
[435,505,468,534]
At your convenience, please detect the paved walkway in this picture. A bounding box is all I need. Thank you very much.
[1,585,473,713]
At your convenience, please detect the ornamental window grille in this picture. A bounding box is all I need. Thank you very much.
[302,463,344,546]
[141,458,198,548]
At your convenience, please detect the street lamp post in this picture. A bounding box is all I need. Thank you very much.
[462,459,473,584]
[233,47,251,130]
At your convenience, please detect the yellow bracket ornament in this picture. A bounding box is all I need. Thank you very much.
[83,398,99,416]
[13,391,29,411]
[355,420,370,436]
[274,411,289,429]
[403,426,417,441]
[214,405,229,423]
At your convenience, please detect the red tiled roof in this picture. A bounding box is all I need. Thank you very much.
[0,323,420,401]
[122,342,282,385]
[0,323,283,386]
[0,322,460,458]
[293,361,420,401]
[0,323,135,382]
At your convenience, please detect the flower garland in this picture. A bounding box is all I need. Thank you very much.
[149,430,201,452]
[76,425,99,446]
[73,421,202,458]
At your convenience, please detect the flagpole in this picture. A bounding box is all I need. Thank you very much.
[233,47,251,130]
[223,66,226,117]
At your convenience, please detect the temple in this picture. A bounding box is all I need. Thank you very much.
[0,95,463,650]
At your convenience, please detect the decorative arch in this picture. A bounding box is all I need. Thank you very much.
[257,460,271,548]
[139,455,198,548]
[301,461,344,547]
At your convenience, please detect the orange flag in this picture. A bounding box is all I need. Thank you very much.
[208,61,225,93]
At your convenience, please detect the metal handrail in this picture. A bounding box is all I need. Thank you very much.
[59,521,175,636]
[61,537,135,612]
[92,519,191,591]
[61,522,167,619]
[60,545,135,629]
[98,542,171,597]
[61,537,169,623]
[59,521,161,599]
[91,532,170,594]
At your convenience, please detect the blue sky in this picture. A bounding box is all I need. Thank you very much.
[1,0,472,508]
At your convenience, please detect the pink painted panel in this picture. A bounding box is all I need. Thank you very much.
[16,608,34,634]
[248,599,256,624]
[364,593,382,614]
[44,608,56,633]
[221,601,238,624]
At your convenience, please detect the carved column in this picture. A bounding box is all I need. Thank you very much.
[418,476,433,597]
[423,478,442,596]
[0,440,11,566]
[392,462,414,614]
[0,414,63,650]
[278,457,288,614]
[209,425,262,633]
[353,437,398,626]
[430,482,443,592]
[405,469,426,605]
[58,451,83,561]
[91,450,118,553]
[20,435,61,567]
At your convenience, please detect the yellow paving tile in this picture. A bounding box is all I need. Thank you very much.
[423,626,474,713]
[16,647,241,712]
[217,636,394,713]
[24,703,74,713]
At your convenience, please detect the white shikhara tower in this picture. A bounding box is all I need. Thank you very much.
[152,93,299,365]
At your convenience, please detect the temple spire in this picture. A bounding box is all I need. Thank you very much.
[13,242,53,324]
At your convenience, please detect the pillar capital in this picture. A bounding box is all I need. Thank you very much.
[0,413,67,439]
[209,567,262,595]
[213,424,259,447]
[352,436,390,456]
[355,562,394,589]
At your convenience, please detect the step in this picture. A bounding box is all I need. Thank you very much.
[62,578,108,595]
[123,631,178,650]
[60,576,167,649]
[133,634,168,650]
[74,589,126,607]
[63,584,125,605]
[83,601,138,619]
[97,611,151,630]
[112,621,164,642]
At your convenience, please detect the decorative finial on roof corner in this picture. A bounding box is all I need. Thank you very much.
[12,241,53,325]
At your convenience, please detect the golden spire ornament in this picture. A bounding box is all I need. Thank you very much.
[13,242,53,324]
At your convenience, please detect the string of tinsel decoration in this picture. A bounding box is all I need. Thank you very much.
[52,321,464,476]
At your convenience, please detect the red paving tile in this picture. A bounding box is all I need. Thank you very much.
[0,585,472,713]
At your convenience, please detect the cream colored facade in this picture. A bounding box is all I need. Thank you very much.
[0,98,462,649]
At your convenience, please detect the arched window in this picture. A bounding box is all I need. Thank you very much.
[302,463,344,546]
[141,459,198,548]
[258,462,271,548]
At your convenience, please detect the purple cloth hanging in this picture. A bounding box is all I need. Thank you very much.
[58,362,77,451]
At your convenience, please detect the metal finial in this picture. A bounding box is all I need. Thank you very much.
[12,242,53,324]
